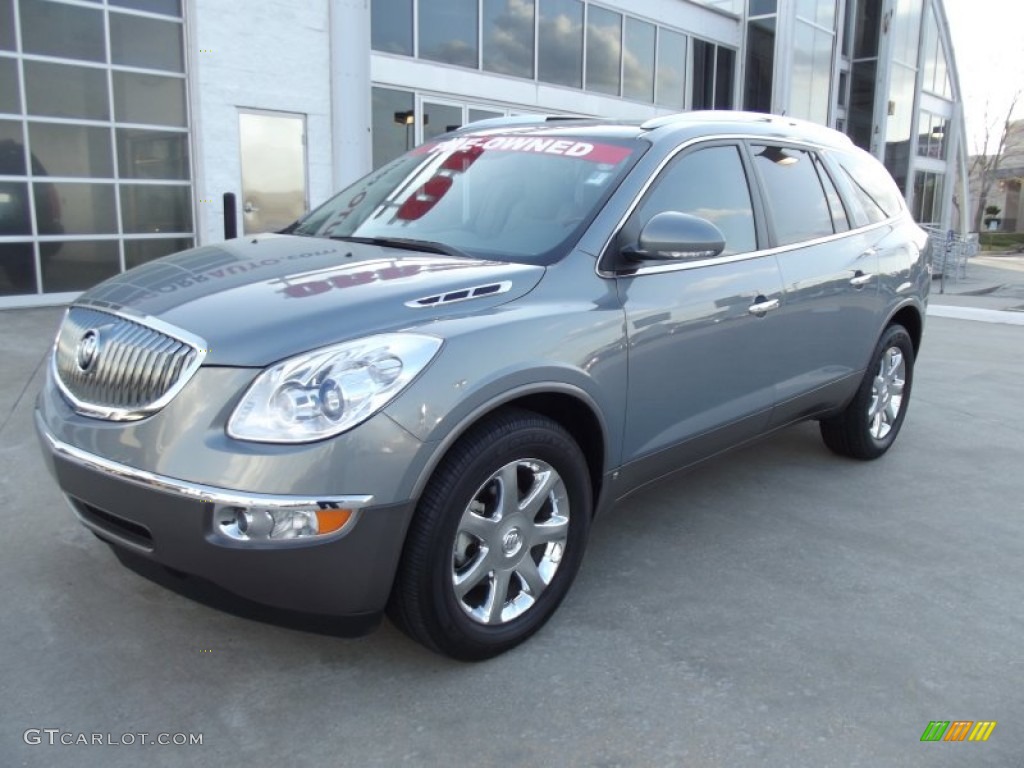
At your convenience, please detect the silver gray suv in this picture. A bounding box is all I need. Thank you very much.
[36,112,929,659]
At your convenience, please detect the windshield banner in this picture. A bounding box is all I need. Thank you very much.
[414,135,632,164]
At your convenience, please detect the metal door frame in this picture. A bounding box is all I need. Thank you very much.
[237,107,309,234]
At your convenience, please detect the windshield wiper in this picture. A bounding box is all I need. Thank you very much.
[330,235,472,260]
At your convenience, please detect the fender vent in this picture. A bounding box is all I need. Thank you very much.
[405,281,512,308]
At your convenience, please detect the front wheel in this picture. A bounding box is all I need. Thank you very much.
[820,323,915,460]
[388,409,592,660]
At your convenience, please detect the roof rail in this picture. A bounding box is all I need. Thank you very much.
[455,114,591,132]
[641,110,853,145]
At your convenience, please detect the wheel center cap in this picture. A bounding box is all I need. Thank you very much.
[502,527,524,557]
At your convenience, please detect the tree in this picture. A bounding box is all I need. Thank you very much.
[970,90,1021,232]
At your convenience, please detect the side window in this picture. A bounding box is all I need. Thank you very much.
[813,155,850,233]
[626,145,756,256]
[751,145,834,245]
[834,148,904,224]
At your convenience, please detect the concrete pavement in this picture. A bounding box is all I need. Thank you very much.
[1,261,1022,767]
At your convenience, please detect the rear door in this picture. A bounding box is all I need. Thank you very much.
[746,142,882,426]
[610,142,786,488]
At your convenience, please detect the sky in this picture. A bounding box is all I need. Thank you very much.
[941,0,1024,154]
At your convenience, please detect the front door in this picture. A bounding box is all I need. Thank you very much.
[612,143,785,488]
[238,110,307,235]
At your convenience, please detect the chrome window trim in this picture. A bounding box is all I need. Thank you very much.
[39,423,374,512]
[595,133,902,279]
[51,304,209,422]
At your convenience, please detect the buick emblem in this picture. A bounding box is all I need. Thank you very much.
[76,330,101,372]
[502,527,523,557]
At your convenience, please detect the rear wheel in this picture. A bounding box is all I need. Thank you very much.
[388,409,592,660]
[820,323,915,460]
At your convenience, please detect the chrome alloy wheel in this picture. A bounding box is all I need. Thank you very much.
[451,459,570,625]
[868,346,906,440]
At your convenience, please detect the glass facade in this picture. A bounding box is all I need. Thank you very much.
[483,0,535,79]
[744,14,775,113]
[371,87,532,169]
[0,0,193,299]
[0,0,970,306]
[912,170,944,225]
[369,0,724,109]
[655,28,686,109]
[789,0,836,125]
[585,6,621,96]
[919,4,951,98]
[419,0,479,68]
[693,40,735,110]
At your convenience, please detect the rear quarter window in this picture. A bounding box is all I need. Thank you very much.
[834,148,905,225]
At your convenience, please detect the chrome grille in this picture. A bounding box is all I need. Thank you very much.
[53,307,206,421]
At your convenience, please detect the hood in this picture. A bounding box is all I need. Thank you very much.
[75,234,544,366]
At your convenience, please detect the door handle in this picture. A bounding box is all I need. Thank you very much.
[850,271,874,288]
[748,297,780,316]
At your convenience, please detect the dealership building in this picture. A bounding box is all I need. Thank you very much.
[0,0,966,307]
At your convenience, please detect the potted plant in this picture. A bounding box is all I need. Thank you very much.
[984,205,1002,230]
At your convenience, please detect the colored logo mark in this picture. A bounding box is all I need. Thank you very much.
[920,721,997,742]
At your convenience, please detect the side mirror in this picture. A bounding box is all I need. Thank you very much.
[624,211,726,262]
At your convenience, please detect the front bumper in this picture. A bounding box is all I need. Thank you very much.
[36,414,415,617]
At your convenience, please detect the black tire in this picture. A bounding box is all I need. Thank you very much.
[820,323,915,460]
[388,408,592,660]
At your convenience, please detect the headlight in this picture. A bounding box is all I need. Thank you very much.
[228,333,442,443]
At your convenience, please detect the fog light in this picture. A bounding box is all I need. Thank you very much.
[237,509,274,537]
[218,504,355,543]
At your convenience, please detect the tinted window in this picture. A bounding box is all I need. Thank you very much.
[28,123,113,178]
[20,0,105,63]
[585,5,621,96]
[0,0,14,51]
[692,39,714,110]
[24,61,109,121]
[629,145,756,256]
[371,87,414,169]
[119,184,192,233]
[623,17,655,103]
[814,155,849,232]
[40,182,117,235]
[40,240,120,292]
[110,0,181,16]
[117,129,190,180]
[125,237,193,269]
[371,0,413,55]
[0,120,25,174]
[0,242,36,295]
[483,0,535,78]
[538,0,583,88]
[835,148,903,224]
[422,102,463,142]
[112,72,187,126]
[419,0,479,68]
[110,12,184,72]
[655,28,685,109]
[753,145,833,245]
[715,47,735,108]
[0,57,17,113]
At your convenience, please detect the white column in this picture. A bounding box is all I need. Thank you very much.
[330,0,372,190]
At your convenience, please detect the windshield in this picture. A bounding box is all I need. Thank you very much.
[292,133,644,263]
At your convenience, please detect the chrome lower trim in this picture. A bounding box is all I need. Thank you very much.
[39,424,374,512]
